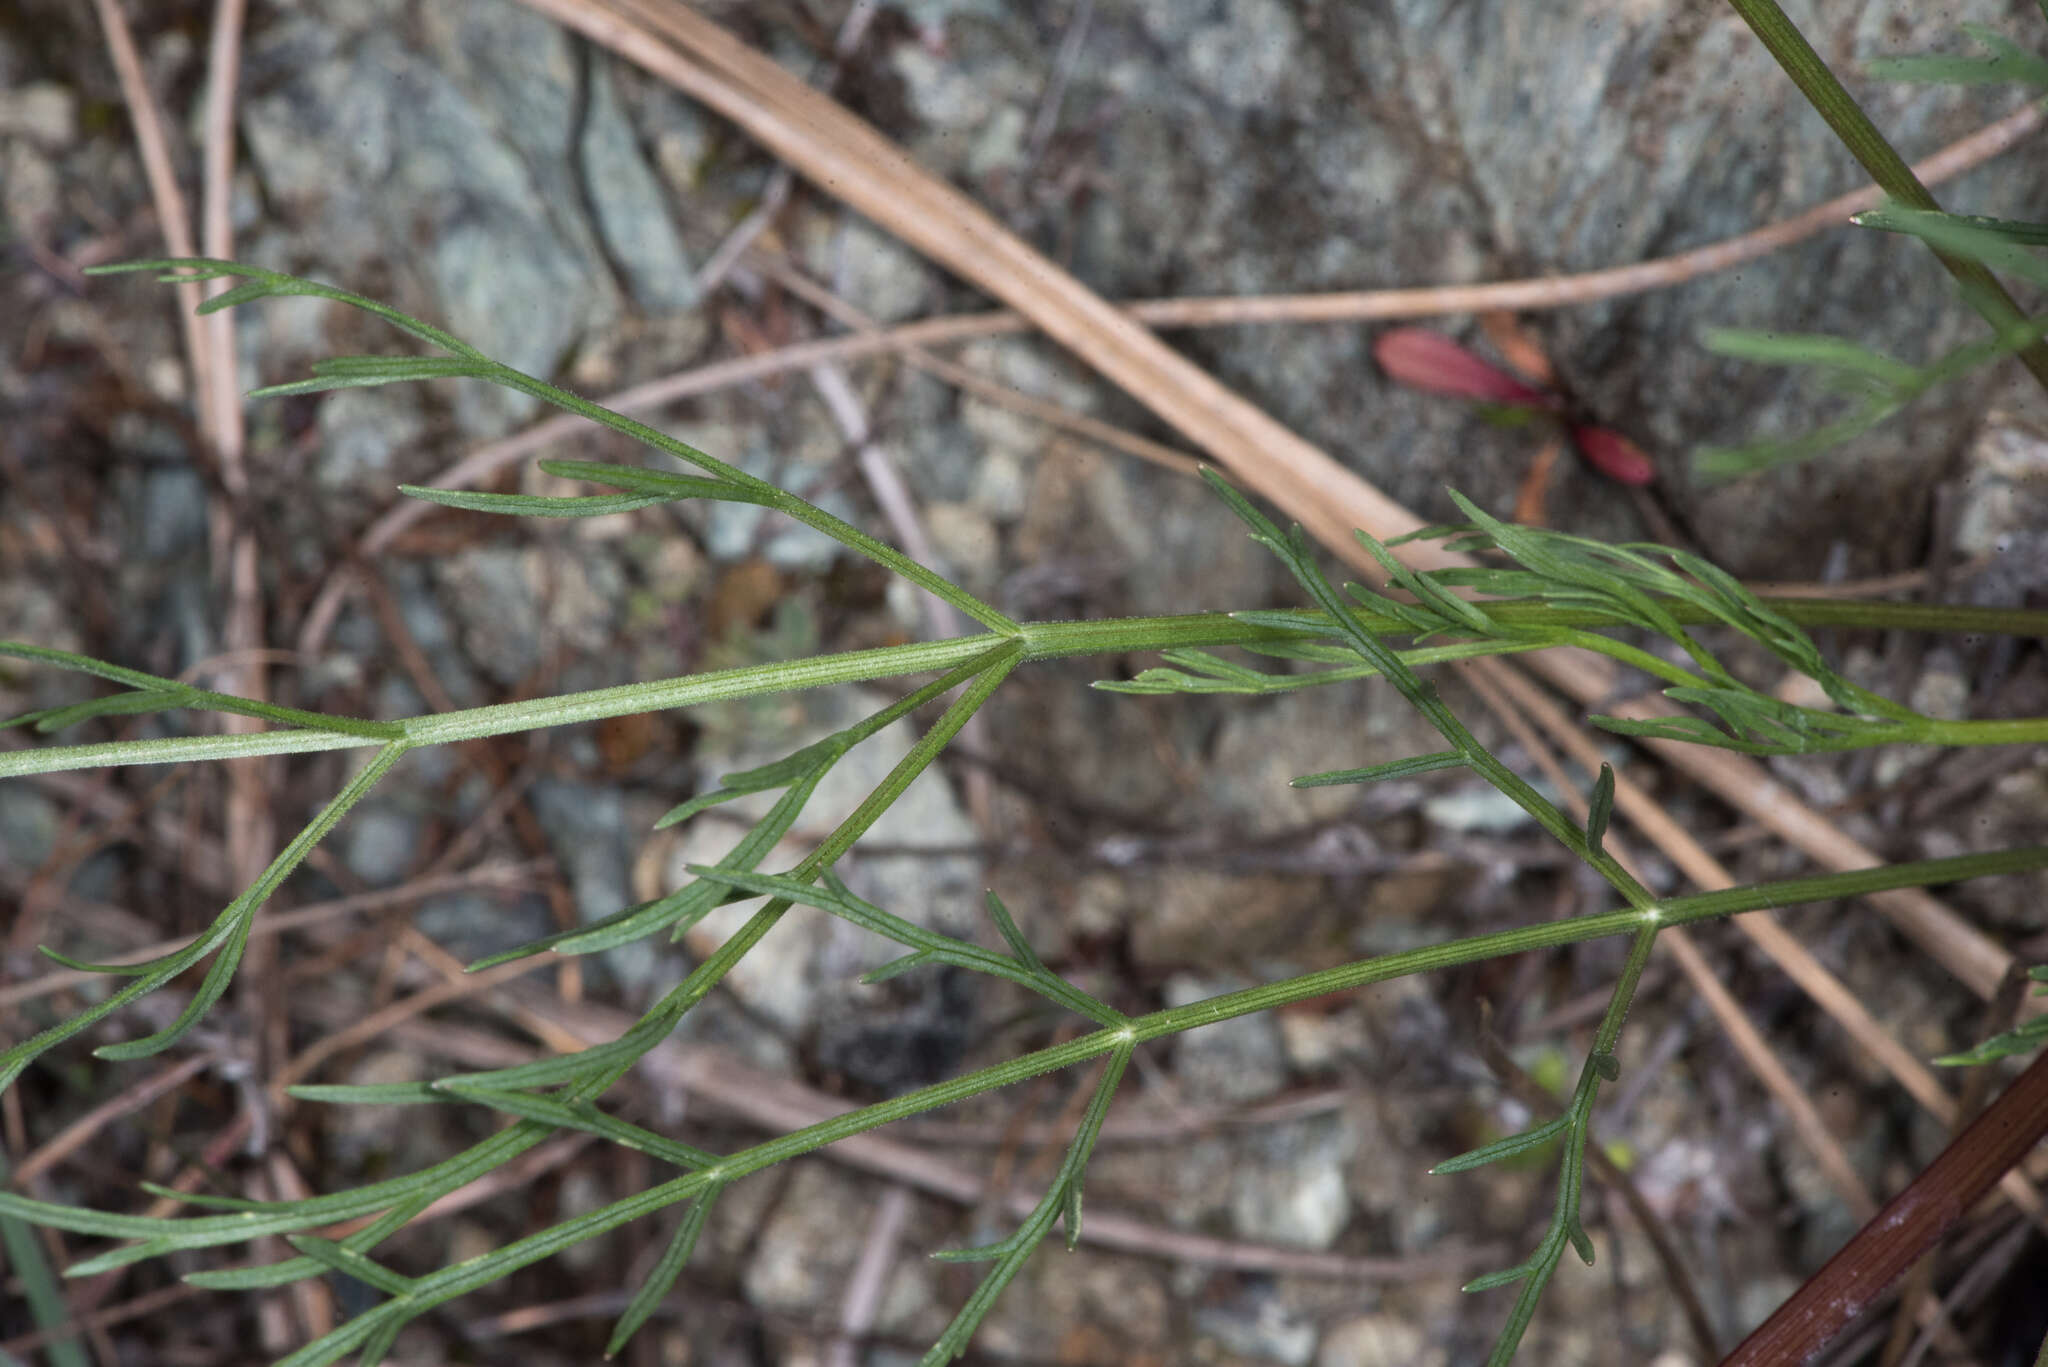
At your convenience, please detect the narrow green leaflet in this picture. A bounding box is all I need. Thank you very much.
[1294,751,1465,788]
[396,487,676,518]
[1853,209,2048,248]
[1853,203,2048,289]
[1431,1117,1570,1174]
[1862,22,2048,88]
[1585,764,1616,857]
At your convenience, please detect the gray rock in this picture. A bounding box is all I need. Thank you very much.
[412,888,555,968]
[801,214,935,325]
[1319,1315,1441,1367]
[313,388,427,494]
[341,803,422,886]
[433,546,540,687]
[0,81,77,147]
[132,467,210,561]
[578,60,699,315]
[741,1162,868,1313]
[528,779,660,995]
[0,785,60,871]
[1230,1115,1356,1250]
[1186,0,1313,113]
[1195,1286,1319,1366]
[1,141,59,237]
[240,0,682,433]
[1954,409,2048,610]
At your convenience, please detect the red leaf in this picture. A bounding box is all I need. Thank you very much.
[1569,425,1655,485]
[1373,328,1557,408]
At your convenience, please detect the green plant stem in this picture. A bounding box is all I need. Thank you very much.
[1722,0,2048,391]
[10,596,2048,779]
[5,846,2035,1275]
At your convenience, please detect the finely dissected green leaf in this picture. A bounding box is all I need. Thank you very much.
[94,256,1019,634]
[1585,764,1616,858]
[1293,751,1465,787]
[11,263,2042,1367]
[0,741,408,1091]
[473,650,1014,970]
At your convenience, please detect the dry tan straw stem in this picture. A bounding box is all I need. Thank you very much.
[531,0,2020,1003]
[90,0,214,434]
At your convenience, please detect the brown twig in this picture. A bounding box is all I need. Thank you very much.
[1718,1047,2048,1366]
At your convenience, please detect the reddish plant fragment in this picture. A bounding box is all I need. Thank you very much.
[1719,1046,2048,1366]
[1373,328,1558,408]
[1479,310,1558,389]
[1513,439,1563,527]
[1568,424,1655,486]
